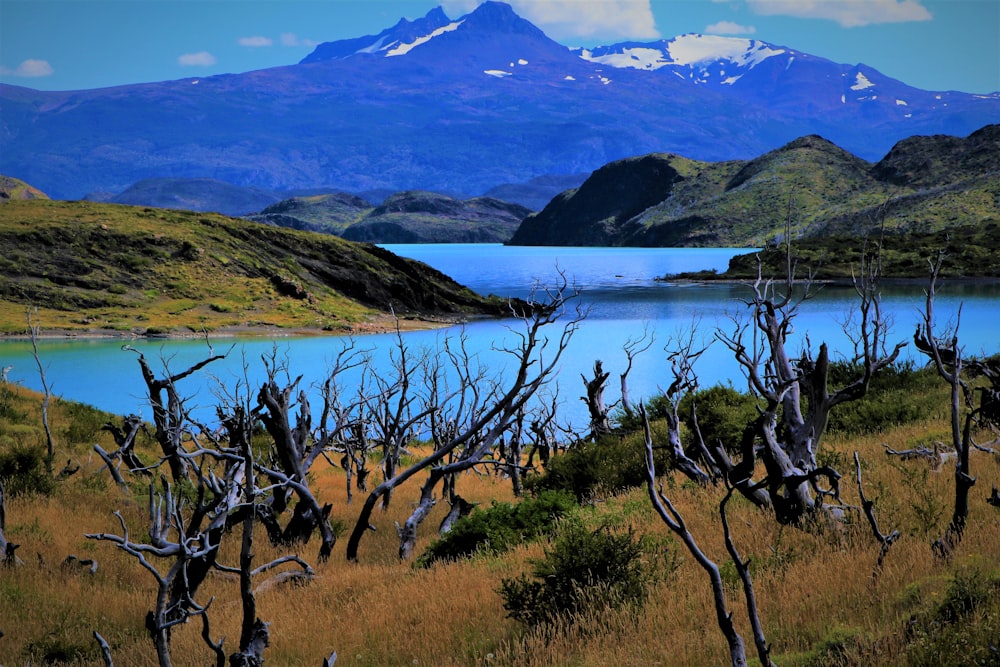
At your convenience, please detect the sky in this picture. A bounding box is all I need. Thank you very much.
[1,0,997,94]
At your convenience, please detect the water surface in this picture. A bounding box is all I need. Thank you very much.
[2,244,996,429]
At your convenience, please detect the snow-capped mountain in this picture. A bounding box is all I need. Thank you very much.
[1,1,996,200]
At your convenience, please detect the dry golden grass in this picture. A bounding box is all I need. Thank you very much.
[2,384,1000,666]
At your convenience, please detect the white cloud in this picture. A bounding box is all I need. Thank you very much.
[0,59,55,77]
[238,36,273,47]
[442,0,659,40]
[178,51,217,67]
[747,0,932,27]
[280,33,318,48]
[705,21,757,35]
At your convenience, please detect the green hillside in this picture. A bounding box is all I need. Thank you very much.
[0,200,506,335]
[511,125,1000,248]
[0,175,49,202]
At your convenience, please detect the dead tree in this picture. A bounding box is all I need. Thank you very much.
[254,372,338,561]
[0,478,22,566]
[914,254,984,557]
[124,345,229,482]
[27,309,55,474]
[716,242,904,525]
[854,452,899,575]
[643,404,775,667]
[101,415,148,473]
[654,334,714,485]
[87,480,224,666]
[88,407,313,666]
[581,360,612,439]
[346,283,583,561]
[618,326,654,421]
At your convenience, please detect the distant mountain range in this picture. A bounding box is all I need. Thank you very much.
[250,190,530,243]
[510,124,1000,247]
[2,2,996,201]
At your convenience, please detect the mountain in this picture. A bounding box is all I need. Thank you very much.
[340,191,530,243]
[0,175,48,202]
[0,200,507,335]
[509,154,692,245]
[247,192,374,235]
[482,173,589,211]
[509,125,1000,247]
[1,2,997,200]
[103,177,285,216]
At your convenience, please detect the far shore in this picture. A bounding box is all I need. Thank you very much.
[0,312,471,342]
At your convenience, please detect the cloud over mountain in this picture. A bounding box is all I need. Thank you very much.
[177,51,217,66]
[0,59,54,77]
[238,36,274,47]
[705,21,757,35]
[748,0,933,28]
[443,0,659,40]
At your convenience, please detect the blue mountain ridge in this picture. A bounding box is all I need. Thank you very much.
[1,1,996,200]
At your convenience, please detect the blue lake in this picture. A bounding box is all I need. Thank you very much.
[2,244,998,430]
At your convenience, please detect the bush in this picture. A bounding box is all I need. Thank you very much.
[525,431,669,502]
[826,360,942,435]
[416,490,576,567]
[903,568,1000,666]
[678,384,761,456]
[0,443,54,496]
[62,399,111,445]
[499,519,651,629]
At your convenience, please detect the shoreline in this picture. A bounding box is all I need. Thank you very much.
[0,313,471,342]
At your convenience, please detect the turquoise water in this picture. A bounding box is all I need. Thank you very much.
[2,244,997,429]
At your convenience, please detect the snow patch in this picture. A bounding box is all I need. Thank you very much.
[850,72,875,91]
[191,80,200,85]
[582,47,668,70]
[518,59,528,65]
[564,75,576,81]
[357,36,391,55]
[385,20,463,57]
[895,99,908,106]
[484,69,512,78]
[668,35,783,68]
[841,94,846,104]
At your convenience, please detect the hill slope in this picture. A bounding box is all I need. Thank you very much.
[341,191,531,243]
[0,175,48,202]
[247,192,374,235]
[0,200,507,335]
[510,125,1000,247]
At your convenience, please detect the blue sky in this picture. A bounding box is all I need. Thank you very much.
[1,0,997,94]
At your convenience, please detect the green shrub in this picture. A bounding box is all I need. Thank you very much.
[678,384,761,455]
[826,360,942,435]
[525,431,670,502]
[903,568,1000,666]
[0,384,28,423]
[499,520,651,629]
[0,443,54,496]
[416,490,576,567]
[62,399,110,445]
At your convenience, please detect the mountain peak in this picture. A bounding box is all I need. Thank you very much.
[300,6,453,63]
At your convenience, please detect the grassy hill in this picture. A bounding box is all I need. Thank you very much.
[0,200,507,336]
[342,191,531,243]
[0,175,49,202]
[247,192,374,235]
[511,125,1000,247]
